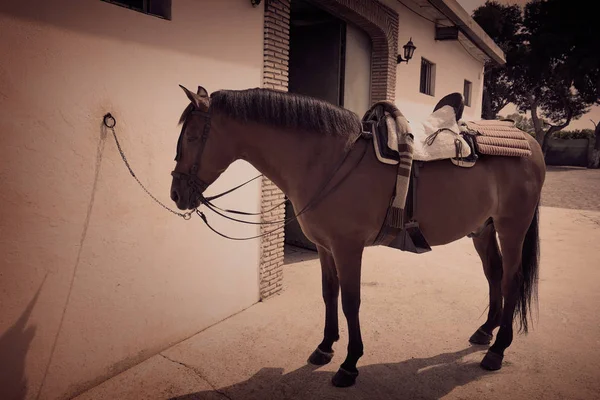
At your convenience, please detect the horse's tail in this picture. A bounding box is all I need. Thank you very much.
[516,202,540,333]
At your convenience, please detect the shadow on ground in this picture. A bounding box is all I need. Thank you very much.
[169,346,490,400]
[284,245,318,265]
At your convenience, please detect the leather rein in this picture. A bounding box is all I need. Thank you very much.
[170,107,368,241]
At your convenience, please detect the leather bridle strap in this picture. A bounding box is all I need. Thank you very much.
[171,107,276,215]
[170,109,212,195]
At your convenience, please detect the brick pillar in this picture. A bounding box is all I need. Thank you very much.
[259,0,290,300]
[258,0,398,300]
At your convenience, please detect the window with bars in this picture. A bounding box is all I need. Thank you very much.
[464,79,472,107]
[101,0,171,20]
[419,58,435,96]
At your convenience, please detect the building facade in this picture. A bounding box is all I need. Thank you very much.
[0,0,503,399]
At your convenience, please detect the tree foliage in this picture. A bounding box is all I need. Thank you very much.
[472,1,523,119]
[499,112,548,135]
[473,0,600,150]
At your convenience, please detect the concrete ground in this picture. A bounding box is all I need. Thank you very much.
[541,166,600,212]
[76,168,600,400]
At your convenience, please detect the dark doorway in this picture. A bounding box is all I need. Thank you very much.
[289,0,346,105]
[284,0,347,251]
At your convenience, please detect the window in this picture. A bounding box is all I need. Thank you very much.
[464,80,472,107]
[101,0,171,20]
[419,58,435,96]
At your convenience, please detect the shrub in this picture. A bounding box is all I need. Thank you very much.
[551,129,594,140]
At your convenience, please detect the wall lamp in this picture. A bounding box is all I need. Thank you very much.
[397,38,416,64]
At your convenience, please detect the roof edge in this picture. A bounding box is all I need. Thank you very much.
[428,0,506,65]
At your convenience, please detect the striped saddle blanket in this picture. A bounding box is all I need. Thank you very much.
[362,101,414,231]
[459,119,533,157]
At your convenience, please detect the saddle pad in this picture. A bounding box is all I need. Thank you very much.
[461,120,533,157]
[410,106,472,162]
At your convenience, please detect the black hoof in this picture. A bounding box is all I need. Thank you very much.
[469,328,493,345]
[480,350,503,371]
[332,368,358,388]
[308,348,334,366]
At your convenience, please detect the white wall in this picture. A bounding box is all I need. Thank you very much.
[382,0,486,122]
[0,1,264,399]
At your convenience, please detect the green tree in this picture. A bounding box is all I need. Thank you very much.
[473,0,600,151]
[472,1,523,119]
[499,112,548,136]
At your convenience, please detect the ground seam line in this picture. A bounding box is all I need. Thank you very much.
[159,354,234,400]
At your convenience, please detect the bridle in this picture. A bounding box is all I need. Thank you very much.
[105,107,367,241]
[169,105,370,240]
[170,108,212,201]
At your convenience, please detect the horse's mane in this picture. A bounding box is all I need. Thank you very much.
[202,88,361,136]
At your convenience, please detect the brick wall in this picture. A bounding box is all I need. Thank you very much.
[259,0,398,300]
[259,0,290,300]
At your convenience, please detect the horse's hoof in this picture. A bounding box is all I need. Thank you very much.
[308,348,334,366]
[469,328,493,345]
[480,350,503,371]
[331,367,358,387]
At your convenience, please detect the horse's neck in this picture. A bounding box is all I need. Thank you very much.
[232,121,348,199]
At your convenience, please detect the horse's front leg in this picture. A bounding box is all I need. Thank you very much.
[308,245,340,365]
[331,244,364,387]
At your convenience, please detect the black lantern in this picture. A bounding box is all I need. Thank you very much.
[397,38,416,64]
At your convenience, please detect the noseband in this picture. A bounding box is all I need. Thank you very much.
[171,109,212,197]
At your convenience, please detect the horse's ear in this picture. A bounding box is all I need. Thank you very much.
[179,84,208,110]
[197,86,209,98]
[433,93,464,122]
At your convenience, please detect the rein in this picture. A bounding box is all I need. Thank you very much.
[103,110,367,241]
[198,137,368,241]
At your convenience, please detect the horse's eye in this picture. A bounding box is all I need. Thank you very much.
[187,136,199,143]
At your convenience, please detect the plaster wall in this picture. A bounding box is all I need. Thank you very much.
[382,0,485,121]
[0,1,264,399]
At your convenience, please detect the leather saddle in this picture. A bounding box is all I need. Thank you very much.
[361,103,405,164]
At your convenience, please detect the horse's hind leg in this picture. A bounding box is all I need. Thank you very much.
[469,221,503,345]
[480,205,540,371]
[308,245,340,366]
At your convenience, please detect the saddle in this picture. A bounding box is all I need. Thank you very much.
[360,94,533,255]
[362,102,432,254]
[362,101,411,165]
[364,103,474,166]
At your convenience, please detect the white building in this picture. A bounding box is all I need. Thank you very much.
[0,0,503,398]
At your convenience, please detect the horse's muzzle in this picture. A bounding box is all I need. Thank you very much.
[171,171,208,210]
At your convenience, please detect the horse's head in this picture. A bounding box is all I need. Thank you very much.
[170,85,236,210]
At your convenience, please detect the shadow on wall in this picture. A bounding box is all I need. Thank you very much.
[0,0,259,66]
[0,275,46,400]
[169,346,489,400]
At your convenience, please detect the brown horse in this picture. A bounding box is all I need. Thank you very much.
[170,85,545,388]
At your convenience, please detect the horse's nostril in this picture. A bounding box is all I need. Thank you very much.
[171,190,179,202]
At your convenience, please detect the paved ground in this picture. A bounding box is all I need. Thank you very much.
[75,168,600,400]
[541,166,600,211]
